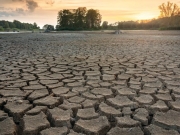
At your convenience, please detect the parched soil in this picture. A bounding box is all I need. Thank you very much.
[0,30,180,135]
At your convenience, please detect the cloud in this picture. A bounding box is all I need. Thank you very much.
[26,0,38,12]
[46,0,55,6]
[0,6,26,17]
[16,8,25,14]
[11,0,38,12]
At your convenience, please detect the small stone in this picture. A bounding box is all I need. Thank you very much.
[142,77,159,83]
[62,78,76,83]
[26,106,47,115]
[122,107,132,116]
[81,99,98,109]
[149,100,169,114]
[86,71,101,76]
[99,82,112,87]
[52,87,69,96]
[59,100,81,113]
[116,116,141,128]
[4,101,33,122]
[39,79,59,85]
[168,100,180,111]
[23,84,46,90]
[72,87,88,94]
[47,74,65,80]
[66,82,83,87]
[134,95,154,106]
[133,108,149,125]
[68,130,85,135]
[117,74,131,80]
[68,96,85,104]
[40,127,68,135]
[0,110,8,121]
[157,89,170,94]
[0,118,17,135]
[99,102,122,121]
[153,110,180,132]
[33,96,62,109]
[28,89,49,101]
[102,75,115,81]
[171,87,180,94]
[87,76,100,80]
[0,98,6,108]
[117,88,137,99]
[60,91,78,99]
[107,127,144,135]
[91,88,113,99]
[77,108,99,120]
[112,80,126,86]
[107,96,138,109]
[144,82,162,88]
[21,112,50,135]
[46,82,64,89]
[172,93,180,100]
[0,90,32,99]
[82,92,104,102]
[165,80,180,87]
[47,107,73,128]
[74,116,110,135]
[129,85,141,92]
[154,93,172,102]
[139,88,157,95]
[144,124,179,135]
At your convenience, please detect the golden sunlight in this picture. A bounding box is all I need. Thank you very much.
[135,12,157,20]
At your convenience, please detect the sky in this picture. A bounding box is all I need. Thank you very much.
[0,0,180,28]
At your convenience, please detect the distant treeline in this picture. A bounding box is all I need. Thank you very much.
[0,20,39,31]
[105,15,180,30]
[105,1,180,30]
[56,7,101,30]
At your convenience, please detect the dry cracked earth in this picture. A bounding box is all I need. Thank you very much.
[0,30,180,135]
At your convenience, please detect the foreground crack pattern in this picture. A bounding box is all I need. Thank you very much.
[0,31,180,135]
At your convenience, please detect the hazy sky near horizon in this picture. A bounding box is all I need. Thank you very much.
[0,0,180,28]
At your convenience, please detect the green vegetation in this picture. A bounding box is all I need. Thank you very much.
[0,20,39,31]
[56,7,101,30]
[0,26,4,31]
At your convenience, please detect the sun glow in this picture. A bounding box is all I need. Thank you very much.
[135,12,157,20]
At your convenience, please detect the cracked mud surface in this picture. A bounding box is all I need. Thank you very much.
[0,30,180,135]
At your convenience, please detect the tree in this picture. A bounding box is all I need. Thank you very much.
[102,21,108,29]
[57,7,102,30]
[86,9,101,29]
[43,24,54,32]
[74,7,87,29]
[57,9,75,29]
[13,20,21,29]
[159,1,180,18]
[0,26,4,31]
[9,22,16,28]
[33,22,38,29]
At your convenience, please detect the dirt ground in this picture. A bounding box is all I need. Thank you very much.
[0,30,180,135]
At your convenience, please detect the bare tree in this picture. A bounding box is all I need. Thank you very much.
[159,1,180,18]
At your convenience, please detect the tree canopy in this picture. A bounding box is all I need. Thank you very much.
[43,24,54,32]
[0,20,39,30]
[57,7,101,30]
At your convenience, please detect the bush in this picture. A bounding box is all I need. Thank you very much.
[159,26,180,30]
[13,28,20,32]
[0,26,4,31]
